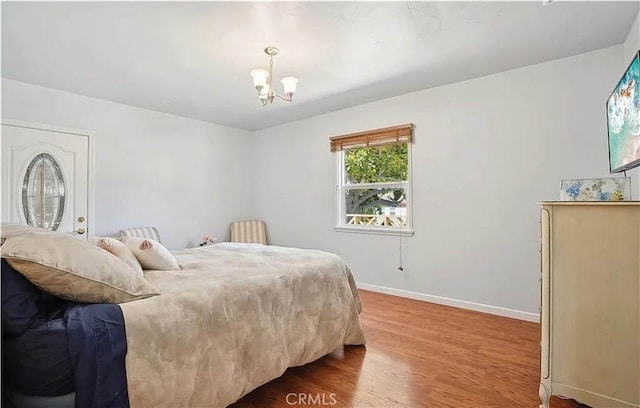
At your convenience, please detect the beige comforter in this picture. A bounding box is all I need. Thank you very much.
[119,243,366,407]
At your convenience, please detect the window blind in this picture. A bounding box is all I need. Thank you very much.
[329,123,414,152]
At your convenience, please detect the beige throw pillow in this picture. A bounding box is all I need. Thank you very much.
[121,237,180,270]
[90,236,144,276]
[1,222,42,236]
[1,231,160,304]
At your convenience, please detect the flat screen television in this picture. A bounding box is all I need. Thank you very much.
[607,51,640,173]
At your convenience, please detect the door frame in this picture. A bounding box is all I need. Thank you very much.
[1,119,96,237]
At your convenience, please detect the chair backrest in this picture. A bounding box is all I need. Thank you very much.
[119,226,161,243]
[230,220,267,244]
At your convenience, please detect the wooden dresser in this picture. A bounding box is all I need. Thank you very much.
[539,202,640,408]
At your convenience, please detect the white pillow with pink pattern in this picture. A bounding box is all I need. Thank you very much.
[89,236,144,276]
[121,236,180,271]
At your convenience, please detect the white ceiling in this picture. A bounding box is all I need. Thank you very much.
[2,1,638,131]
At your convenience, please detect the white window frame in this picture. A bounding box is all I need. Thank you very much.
[335,144,414,236]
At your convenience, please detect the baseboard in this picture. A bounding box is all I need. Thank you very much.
[356,282,540,323]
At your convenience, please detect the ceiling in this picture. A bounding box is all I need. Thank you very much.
[2,1,638,131]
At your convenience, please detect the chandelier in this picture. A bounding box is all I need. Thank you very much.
[250,46,298,106]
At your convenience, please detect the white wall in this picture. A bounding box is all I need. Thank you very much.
[624,11,639,69]
[1,44,629,318]
[251,46,624,317]
[623,10,640,194]
[1,78,253,249]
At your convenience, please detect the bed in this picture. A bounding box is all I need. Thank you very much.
[1,229,366,408]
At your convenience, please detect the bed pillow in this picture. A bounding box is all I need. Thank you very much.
[121,237,180,270]
[0,231,160,304]
[1,222,41,237]
[89,237,144,276]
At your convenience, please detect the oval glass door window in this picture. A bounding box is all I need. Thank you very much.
[22,153,66,231]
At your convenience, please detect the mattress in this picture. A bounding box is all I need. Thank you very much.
[2,242,366,408]
[120,243,366,407]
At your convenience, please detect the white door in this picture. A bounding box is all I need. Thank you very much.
[1,121,94,238]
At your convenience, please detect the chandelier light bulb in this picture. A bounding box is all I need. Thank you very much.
[259,84,270,99]
[281,77,298,96]
[250,68,269,90]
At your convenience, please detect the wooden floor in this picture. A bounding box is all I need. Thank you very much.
[232,290,581,408]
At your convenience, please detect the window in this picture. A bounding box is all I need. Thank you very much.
[22,153,66,231]
[331,124,414,236]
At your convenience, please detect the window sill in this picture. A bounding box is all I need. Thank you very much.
[334,226,415,237]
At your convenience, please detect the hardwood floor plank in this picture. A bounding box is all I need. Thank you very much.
[232,290,580,408]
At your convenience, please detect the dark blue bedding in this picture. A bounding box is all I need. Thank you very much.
[1,259,130,408]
